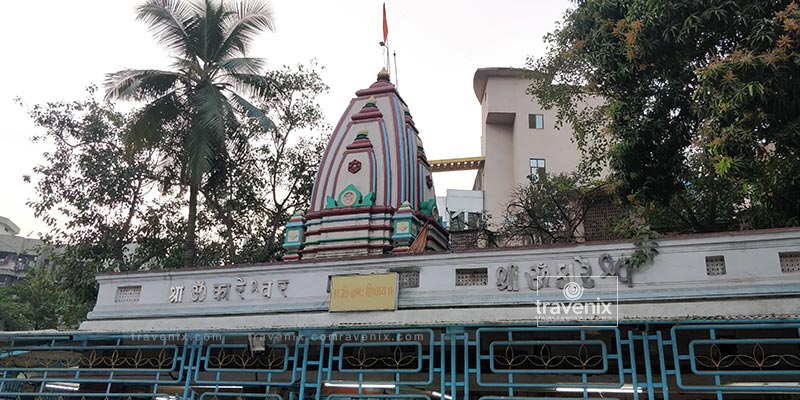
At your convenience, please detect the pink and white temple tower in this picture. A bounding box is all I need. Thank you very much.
[283,69,449,260]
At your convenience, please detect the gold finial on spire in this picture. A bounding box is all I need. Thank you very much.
[378,67,390,80]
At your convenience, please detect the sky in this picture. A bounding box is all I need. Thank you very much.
[0,0,572,238]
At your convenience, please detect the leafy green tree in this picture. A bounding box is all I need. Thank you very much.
[21,89,185,315]
[19,64,328,330]
[694,2,800,227]
[250,63,330,259]
[0,284,32,331]
[19,62,329,328]
[24,89,157,273]
[501,173,608,244]
[105,0,276,267]
[0,266,87,331]
[203,63,330,263]
[527,0,800,232]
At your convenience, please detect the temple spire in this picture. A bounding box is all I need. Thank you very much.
[282,70,449,260]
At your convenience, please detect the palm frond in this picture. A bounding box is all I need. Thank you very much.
[127,91,184,150]
[104,69,183,102]
[229,92,274,131]
[206,0,228,61]
[136,0,199,57]
[218,57,265,74]
[227,73,275,101]
[193,84,233,135]
[186,123,219,184]
[217,0,274,59]
[170,57,202,80]
[188,0,226,61]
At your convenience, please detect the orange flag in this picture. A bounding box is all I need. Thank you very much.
[383,3,389,44]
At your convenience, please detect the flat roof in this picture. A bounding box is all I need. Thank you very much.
[472,67,527,102]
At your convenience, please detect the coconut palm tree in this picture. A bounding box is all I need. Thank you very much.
[105,0,275,267]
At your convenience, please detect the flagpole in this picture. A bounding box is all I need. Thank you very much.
[386,45,391,72]
[379,43,390,74]
[393,51,398,89]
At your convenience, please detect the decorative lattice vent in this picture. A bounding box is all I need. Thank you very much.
[583,195,626,241]
[705,256,726,276]
[398,271,420,288]
[456,268,488,286]
[779,252,800,273]
[115,286,142,303]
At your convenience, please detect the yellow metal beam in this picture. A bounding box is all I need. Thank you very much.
[429,156,485,172]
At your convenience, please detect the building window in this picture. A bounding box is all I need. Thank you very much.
[448,211,484,231]
[529,158,546,182]
[528,113,544,129]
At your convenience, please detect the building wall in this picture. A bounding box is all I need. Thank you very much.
[82,228,800,331]
[475,69,582,227]
[436,189,484,229]
[482,121,515,222]
[0,217,45,284]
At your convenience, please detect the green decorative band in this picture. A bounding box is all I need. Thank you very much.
[302,236,391,246]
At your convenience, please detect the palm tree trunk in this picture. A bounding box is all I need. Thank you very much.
[184,180,199,267]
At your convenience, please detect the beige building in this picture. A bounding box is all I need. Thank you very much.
[472,67,581,226]
[429,67,586,238]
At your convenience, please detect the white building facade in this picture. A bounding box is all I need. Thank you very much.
[0,216,44,284]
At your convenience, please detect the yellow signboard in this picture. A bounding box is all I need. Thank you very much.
[329,273,398,312]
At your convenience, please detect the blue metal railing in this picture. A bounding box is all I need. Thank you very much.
[1,321,799,400]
